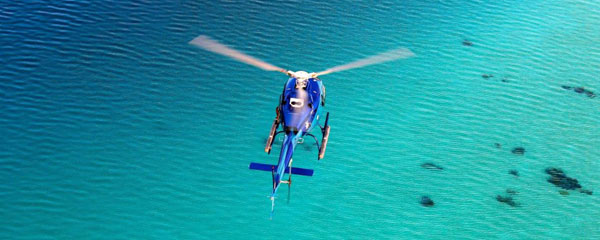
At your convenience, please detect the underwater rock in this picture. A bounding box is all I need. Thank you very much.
[462,40,473,46]
[561,85,572,90]
[584,89,596,98]
[511,147,525,155]
[496,195,518,207]
[579,189,593,195]
[420,196,434,207]
[545,168,566,178]
[545,167,582,190]
[482,74,494,79]
[506,189,519,195]
[494,143,502,148]
[562,85,596,98]
[559,190,570,195]
[421,163,444,170]
[547,176,581,190]
[508,169,519,177]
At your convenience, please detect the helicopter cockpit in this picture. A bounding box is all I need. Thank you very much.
[279,70,322,133]
[280,74,312,109]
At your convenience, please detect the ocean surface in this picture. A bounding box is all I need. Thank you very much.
[1,0,599,239]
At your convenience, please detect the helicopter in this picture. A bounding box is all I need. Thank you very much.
[189,35,414,215]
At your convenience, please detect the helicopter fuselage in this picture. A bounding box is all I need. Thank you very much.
[271,77,325,196]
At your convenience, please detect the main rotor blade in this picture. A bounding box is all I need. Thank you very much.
[189,35,287,73]
[316,48,415,76]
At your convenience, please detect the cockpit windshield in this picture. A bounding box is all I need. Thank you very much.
[280,77,320,132]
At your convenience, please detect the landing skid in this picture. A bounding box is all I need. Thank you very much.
[264,110,330,160]
[304,112,331,160]
[318,112,330,160]
[265,107,281,154]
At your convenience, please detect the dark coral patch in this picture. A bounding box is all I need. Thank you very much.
[559,190,570,195]
[579,189,593,195]
[545,168,582,190]
[562,85,596,98]
[506,189,519,195]
[511,147,525,155]
[584,90,596,98]
[421,163,444,171]
[496,195,518,207]
[420,196,434,207]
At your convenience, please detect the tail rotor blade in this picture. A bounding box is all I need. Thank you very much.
[189,35,288,73]
[316,48,415,77]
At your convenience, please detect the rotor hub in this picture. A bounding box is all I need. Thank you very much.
[288,71,316,89]
[294,71,310,80]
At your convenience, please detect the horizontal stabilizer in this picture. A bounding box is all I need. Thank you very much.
[249,163,314,176]
[249,162,276,171]
[287,167,314,176]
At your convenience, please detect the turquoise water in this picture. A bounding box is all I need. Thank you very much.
[1,0,599,239]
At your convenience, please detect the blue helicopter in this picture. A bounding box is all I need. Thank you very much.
[190,35,414,215]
